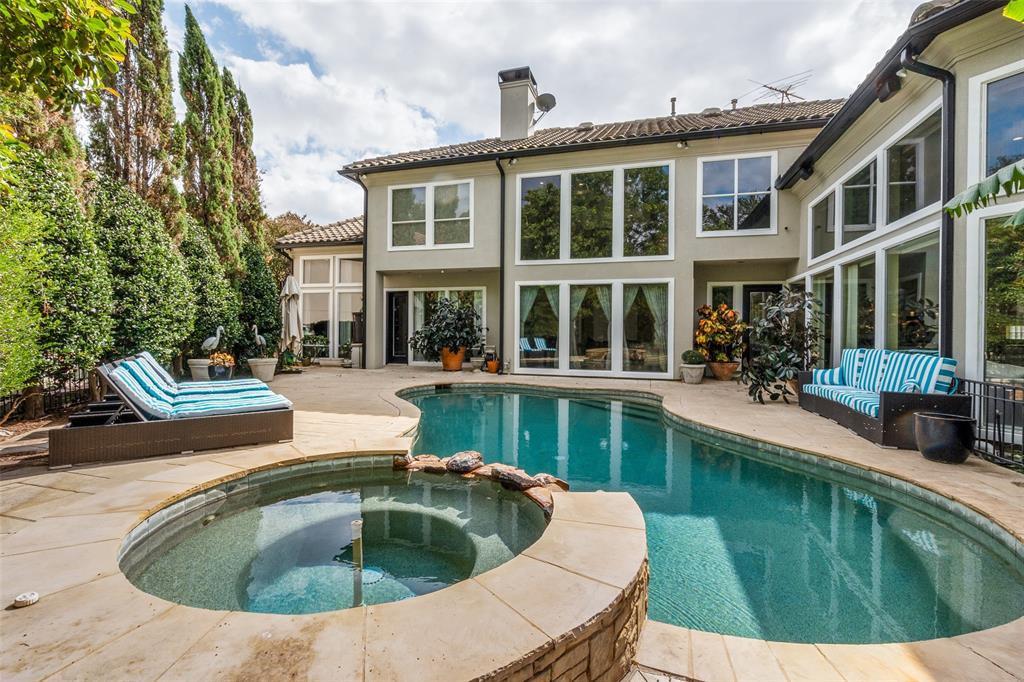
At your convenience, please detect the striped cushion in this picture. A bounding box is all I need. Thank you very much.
[135,351,265,391]
[109,365,174,420]
[170,392,292,418]
[878,352,958,395]
[128,358,269,397]
[812,366,845,385]
[854,349,890,392]
[839,348,864,388]
[803,384,880,418]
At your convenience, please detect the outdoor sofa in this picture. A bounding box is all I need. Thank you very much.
[798,348,970,450]
[49,353,293,467]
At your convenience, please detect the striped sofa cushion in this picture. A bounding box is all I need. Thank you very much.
[802,384,880,418]
[839,348,864,388]
[853,349,890,392]
[878,352,958,395]
[812,366,844,385]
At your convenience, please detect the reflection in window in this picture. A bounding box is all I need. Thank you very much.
[885,233,940,352]
[986,71,1024,177]
[336,292,361,359]
[811,271,834,367]
[433,182,471,245]
[701,156,772,232]
[520,286,559,369]
[984,216,1024,385]
[624,165,670,256]
[302,258,330,285]
[336,258,362,284]
[842,161,877,243]
[570,284,611,370]
[623,283,668,373]
[391,186,427,247]
[842,257,875,350]
[520,176,561,260]
[887,111,941,223]
[301,291,330,355]
[711,285,734,309]
[811,192,835,259]
[570,170,614,259]
[412,291,441,362]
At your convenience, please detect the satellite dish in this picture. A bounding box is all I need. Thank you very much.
[537,92,557,112]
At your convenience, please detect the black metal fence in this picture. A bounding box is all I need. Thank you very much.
[961,378,1024,471]
[0,368,92,422]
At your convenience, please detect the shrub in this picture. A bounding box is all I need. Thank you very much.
[694,303,747,362]
[0,199,44,396]
[681,350,705,365]
[178,216,242,357]
[92,178,195,364]
[236,240,280,364]
[409,297,484,362]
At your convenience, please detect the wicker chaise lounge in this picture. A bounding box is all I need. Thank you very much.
[48,356,293,467]
[798,348,970,450]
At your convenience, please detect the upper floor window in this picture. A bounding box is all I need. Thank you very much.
[699,154,775,235]
[301,257,331,285]
[518,162,672,262]
[841,160,876,244]
[886,110,940,223]
[985,70,1024,176]
[389,181,472,250]
[810,191,835,259]
[336,257,362,285]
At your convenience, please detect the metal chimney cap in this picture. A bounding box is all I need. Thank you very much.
[498,66,537,86]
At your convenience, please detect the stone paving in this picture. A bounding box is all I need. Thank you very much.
[1,365,1022,681]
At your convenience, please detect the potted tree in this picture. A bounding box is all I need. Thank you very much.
[694,303,747,381]
[740,288,824,403]
[680,350,706,384]
[409,297,484,371]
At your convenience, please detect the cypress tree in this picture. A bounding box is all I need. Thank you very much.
[223,68,264,242]
[178,5,240,268]
[93,178,195,363]
[87,0,183,232]
[178,215,243,357]
[236,240,281,364]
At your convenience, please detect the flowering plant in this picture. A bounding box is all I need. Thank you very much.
[694,303,747,362]
[209,352,235,368]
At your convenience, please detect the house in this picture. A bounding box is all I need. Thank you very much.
[277,0,1022,384]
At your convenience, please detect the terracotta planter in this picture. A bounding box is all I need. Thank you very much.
[679,364,705,385]
[486,359,500,374]
[440,347,467,371]
[187,359,211,382]
[786,379,800,396]
[707,361,739,381]
[247,357,277,383]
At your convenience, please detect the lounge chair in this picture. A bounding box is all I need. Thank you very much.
[48,357,293,467]
[519,337,534,354]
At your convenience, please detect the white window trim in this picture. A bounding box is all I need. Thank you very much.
[335,254,363,288]
[513,277,674,379]
[705,281,784,317]
[380,286,487,366]
[964,199,1024,381]
[387,179,475,251]
[805,99,942,267]
[514,160,675,265]
[967,58,1024,186]
[696,150,778,237]
[298,255,333,286]
[296,255,364,359]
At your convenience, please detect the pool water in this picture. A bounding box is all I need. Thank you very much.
[409,387,1024,643]
[122,466,546,614]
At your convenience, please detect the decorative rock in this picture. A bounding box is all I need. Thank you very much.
[534,473,569,491]
[524,486,553,516]
[12,591,39,608]
[467,464,495,479]
[393,454,414,469]
[446,450,483,473]
[423,461,449,474]
[414,454,441,462]
[496,467,540,491]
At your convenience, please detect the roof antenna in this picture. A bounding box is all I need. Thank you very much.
[735,70,813,105]
[670,96,677,116]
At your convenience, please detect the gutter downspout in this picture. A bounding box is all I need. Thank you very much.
[900,47,954,359]
[495,158,507,370]
[342,172,370,369]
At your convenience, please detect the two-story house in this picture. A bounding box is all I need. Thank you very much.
[277,0,1022,385]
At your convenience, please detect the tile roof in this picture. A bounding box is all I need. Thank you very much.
[275,215,364,247]
[342,99,845,173]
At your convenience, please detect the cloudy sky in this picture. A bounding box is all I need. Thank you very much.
[162,0,924,224]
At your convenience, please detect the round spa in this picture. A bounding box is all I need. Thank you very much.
[118,458,547,614]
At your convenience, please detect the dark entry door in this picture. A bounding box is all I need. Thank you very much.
[743,284,783,362]
[386,291,409,364]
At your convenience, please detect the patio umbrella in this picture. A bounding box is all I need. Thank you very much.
[280,275,303,354]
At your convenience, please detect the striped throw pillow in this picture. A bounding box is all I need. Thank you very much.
[854,349,890,392]
[812,367,845,385]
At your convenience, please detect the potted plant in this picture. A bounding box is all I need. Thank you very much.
[484,350,500,374]
[679,350,706,384]
[209,352,236,380]
[302,333,328,366]
[187,357,211,381]
[740,288,824,404]
[694,303,747,381]
[409,297,484,371]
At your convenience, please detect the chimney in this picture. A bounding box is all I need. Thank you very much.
[498,66,538,141]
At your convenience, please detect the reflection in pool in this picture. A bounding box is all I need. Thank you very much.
[409,387,1024,643]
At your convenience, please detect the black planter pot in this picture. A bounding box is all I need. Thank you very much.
[914,412,975,464]
[208,365,234,380]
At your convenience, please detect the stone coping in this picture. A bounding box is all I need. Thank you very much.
[0,429,648,682]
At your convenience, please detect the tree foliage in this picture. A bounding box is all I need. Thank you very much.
[0,200,44,395]
[264,211,314,283]
[236,240,280,362]
[740,289,824,404]
[222,67,264,242]
[93,178,195,363]
[178,215,242,357]
[88,0,183,230]
[178,5,239,268]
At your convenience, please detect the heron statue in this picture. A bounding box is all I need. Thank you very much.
[201,326,225,353]
[252,324,267,350]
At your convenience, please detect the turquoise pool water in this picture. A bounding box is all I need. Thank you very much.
[121,464,546,614]
[409,387,1024,644]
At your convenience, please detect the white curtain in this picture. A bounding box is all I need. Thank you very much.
[520,287,540,328]
[594,285,611,322]
[641,283,669,348]
[622,284,641,321]
[569,285,589,324]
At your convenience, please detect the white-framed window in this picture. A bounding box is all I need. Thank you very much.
[697,151,777,236]
[841,160,877,243]
[967,59,1024,185]
[301,257,331,285]
[296,255,364,359]
[516,160,674,264]
[885,110,941,224]
[388,180,473,250]
[382,287,486,365]
[514,278,673,378]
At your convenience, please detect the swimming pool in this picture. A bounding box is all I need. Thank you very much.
[407,385,1024,644]
[120,460,546,614]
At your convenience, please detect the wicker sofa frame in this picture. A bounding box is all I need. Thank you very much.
[48,362,292,468]
[797,371,970,450]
